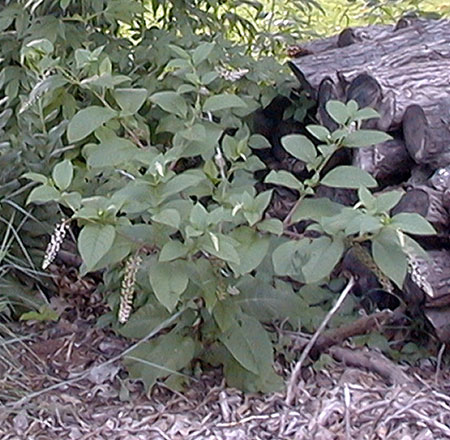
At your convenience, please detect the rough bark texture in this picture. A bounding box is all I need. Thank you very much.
[288,18,450,131]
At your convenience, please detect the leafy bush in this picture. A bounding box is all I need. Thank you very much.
[1,0,436,392]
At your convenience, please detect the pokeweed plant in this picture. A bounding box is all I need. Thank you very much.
[6,0,435,393]
[266,100,435,291]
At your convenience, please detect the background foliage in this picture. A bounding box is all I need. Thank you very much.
[0,0,446,392]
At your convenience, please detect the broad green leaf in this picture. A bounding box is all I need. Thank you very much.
[20,306,59,322]
[162,171,205,200]
[26,184,60,205]
[192,42,215,66]
[372,229,408,288]
[82,233,131,275]
[124,332,195,392]
[201,233,240,265]
[354,107,380,121]
[203,94,247,112]
[375,190,404,213]
[150,91,187,118]
[234,276,305,322]
[114,88,148,115]
[22,172,48,184]
[118,303,169,338]
[168,44,190,59]
[78,224,116,272]
[67,106,117,143]
[321,166,377,188]
[52,159,73,191]
[20,75,67,113]
[272,239,309,278]
[264,170,303,191]
[391,213,436,236]
[344,213,382,236]
[281,134,317,163]
[152,209,180,229]
[85,135,138,168]
[229,227,270,275]
[221,348,283,393]
[344,130,392,148]
[302,236,345,284]
[326,100,349,124]
[248,134,271,150]
[159,240,188,262]
[220,314,263,374]
[320,208,360,235]
[256,218,284,236]
[291,198,343,223]
[306,124,330,142]
[149,260,189,311]
[358,186,376,210]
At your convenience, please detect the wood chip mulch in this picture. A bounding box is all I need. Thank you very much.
[2,318,450,440]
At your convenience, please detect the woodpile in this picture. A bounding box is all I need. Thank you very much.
[255,17,450,343]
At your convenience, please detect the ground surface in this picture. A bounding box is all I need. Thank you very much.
[2,315,450,440]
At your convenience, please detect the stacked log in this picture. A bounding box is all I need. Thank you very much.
[257,17,450,343]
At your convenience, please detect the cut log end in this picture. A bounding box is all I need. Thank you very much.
[403,104,427,163]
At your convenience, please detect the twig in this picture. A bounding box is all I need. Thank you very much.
[285,276,355,405]
[5,308,185,408]
[435,343,446,385]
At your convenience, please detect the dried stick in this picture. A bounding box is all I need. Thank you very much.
[285,276,355,405]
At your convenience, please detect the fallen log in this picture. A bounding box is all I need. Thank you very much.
[288,18,450,131]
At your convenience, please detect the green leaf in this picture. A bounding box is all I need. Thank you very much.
[52,159,73,191]
[22,172,48,184]
[272,239,309,278]
[114,88,148,115]
[67,106,116,143]
[86,135,138,168]
[229,227,270,275]
[220,313,268,374]
[321,166,378,188]
[26,184,60,205]
[291,198,343,223]
[358,186,376,210]
[118,303,169,338]
[162,171,205,200]
[203,94,247,112]
[344,213,382,236]
[168,44,190,59]
[78,224,116,272]
[326,100,349,124]
[248,134,271,150]
[256,218,284,236]
[124,332,195,392]
[234,276,305,323]
[201,233,240,265]
[375,190,404,213]
[264,170,303,191]
[306,125,330,142]
[354,107,380,121]
[149,260,189,311]
[391,213,436,236]
[150,91,187,118]
[20,306,59,322]
[152,209,180,229]
[302,236,345,284]
[281,134,317,163]
[344,130,392,148]
[82,234,131,275]
[159,240,188,262]
[372,229,408,288]
[192,42,215,66]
